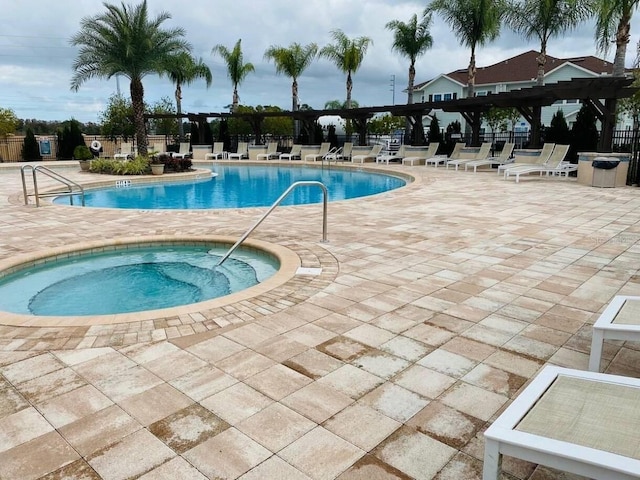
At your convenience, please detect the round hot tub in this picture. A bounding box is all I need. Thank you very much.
[0,237,299,325]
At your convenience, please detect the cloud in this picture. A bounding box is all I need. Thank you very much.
[0,0,638,121]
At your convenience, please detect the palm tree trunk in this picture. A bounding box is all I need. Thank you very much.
[176,83,184,138]
[292,77,299,139]
[613,16,631,77]
[346,71,353,109]
[406,62,415,141]
[232,85,239,112]
[536,41,547,86]
[467,46,476,98]
[130,77,147,156]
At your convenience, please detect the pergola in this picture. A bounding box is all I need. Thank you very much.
[146,76,637,152]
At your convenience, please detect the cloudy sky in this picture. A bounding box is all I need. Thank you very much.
[1,0,638,123]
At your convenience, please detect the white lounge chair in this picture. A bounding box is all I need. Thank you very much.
[376,144,408,164]
[464,143,515,173]
[256,142,280,160]
[205,142,227,160]
[228,142,249,160]
[446,142,491,171]
[402,143,438,166]
[304,142,331,162]
[279,144,301,161]
[114,142,134,160]
[323,142,353,163]
[498,143,555,176]
[505,144,570,182]
[484,365,640,479]
[426,142,464,168]
[172,142,191,159]
[352,144,383,163]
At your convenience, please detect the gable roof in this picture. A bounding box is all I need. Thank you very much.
[414,50,617,90]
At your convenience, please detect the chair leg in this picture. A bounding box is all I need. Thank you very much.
[482,439,501,479]
[588,330,605,372]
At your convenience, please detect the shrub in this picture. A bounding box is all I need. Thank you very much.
[57,120,85,159]
[73,145,93,160]
[164,156,192,172]
[21,128,42,161]
[89,156,149,175]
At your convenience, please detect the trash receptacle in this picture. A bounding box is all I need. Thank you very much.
[592,158,620,188]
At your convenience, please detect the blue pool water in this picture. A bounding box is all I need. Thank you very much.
[0,244,279,316]
[55,164,406,209]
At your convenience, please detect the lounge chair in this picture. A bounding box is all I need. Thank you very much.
[505,144,570,182]
[304,142,331,162]
[483,365,640,479]
[402,143,438,166]
[172,142,191,159]
[228,142,249,160]
[151,142,167,156]
[376,144,408,164]
[351,144,383,163]
[205,142,227,160]
[279,144,301,161]
[464,143,515,173]
[114,142,134,160]
[425,142,464,168]
[256,142,281,160]
[446,142,491,170]
[498,143,555,176]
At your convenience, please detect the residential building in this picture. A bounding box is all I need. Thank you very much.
[411,50,625,139]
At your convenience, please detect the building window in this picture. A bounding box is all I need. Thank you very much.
[475,90,487,97]
[434,94,442,102]
[444,93,452,101]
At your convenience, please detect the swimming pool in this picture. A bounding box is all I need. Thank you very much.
[55,164,407,209]
[0,242,279,316]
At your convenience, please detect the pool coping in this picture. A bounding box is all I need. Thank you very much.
[0,235,302,327]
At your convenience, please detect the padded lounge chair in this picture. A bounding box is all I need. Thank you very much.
[151,143,168,156]
[446,142,491,171]
[279,144,301,161]
[505,144,570,182]
[324,142,353,163]
[402,143,438,166]
[464,143,515,173]
[426,142,464,168]
[304,142,331,162]
[352,144,383,163]
[499,143,555,176]
[172,142,191,159]
[205,142,227,160]
[256,142,280,160]
[483,365,640,479]
[228,142,249,160]
[114,142,134,160]
[376,144,407,164]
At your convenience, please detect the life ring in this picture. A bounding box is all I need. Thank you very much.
[90,140,102,151]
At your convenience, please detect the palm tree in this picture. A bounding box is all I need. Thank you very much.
[320,30,373,109]
[212,39,255,112]
[425,0,504,98]
[162,52,212,139]
[593,0,640,77]
[70,0,190,156]
[505,0,591,85]
[386,13,434,104]
[264,42,318,113]
[324,99,360,109]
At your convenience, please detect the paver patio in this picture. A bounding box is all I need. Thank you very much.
[1,160,639,479]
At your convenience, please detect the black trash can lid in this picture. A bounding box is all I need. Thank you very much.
[592,158,620,169]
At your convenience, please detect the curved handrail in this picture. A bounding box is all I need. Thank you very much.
[21,165,85,207]
[217,180,328,266]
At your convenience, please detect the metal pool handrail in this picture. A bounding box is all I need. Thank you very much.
[21,165,85,207]
[217,180,328,266]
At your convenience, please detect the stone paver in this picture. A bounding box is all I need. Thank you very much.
[1,161,640,479]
